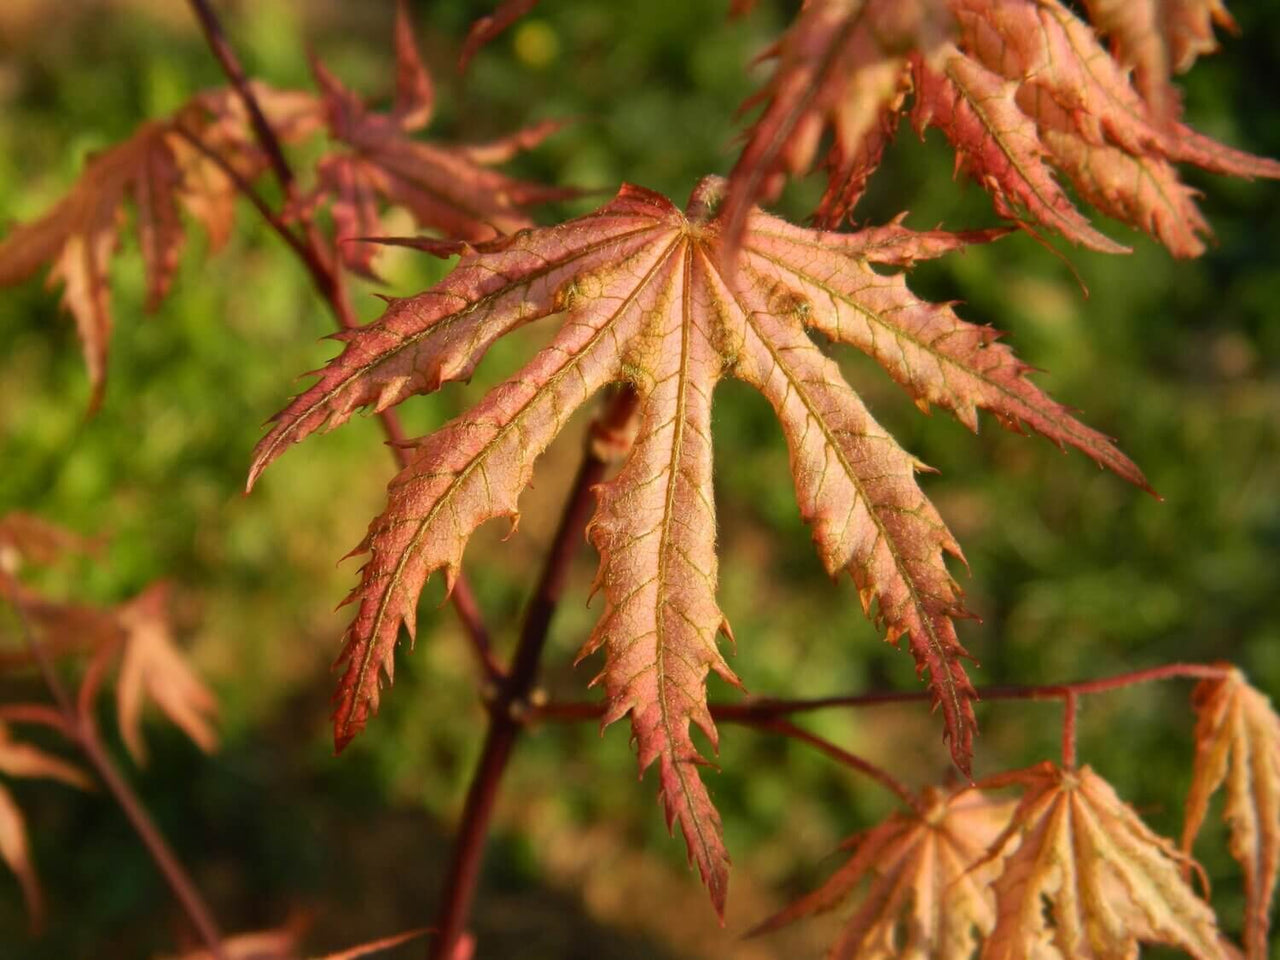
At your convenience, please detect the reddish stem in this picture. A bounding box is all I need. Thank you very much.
[185,0,294,193]
[1062,691,1078,769]
[181,0,495,677]
[429,388,638,960]
[5,598,228,959]
[683,662,1230,719]
[533,661,1234,779]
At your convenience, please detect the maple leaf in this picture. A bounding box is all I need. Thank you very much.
[0,722,91,932]
[0,517,219,756]
[982,761,1228,960]
[250,175,1145,911]
[306,3,570,279]
[115,582,219,765]
[0,86,320,410]
[731,0,1279,256]
[1181,668,1280,960]
[751,786,1015,959]
[1083,0,1237,122]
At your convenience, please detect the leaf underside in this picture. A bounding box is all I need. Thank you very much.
[251,175,1146,913]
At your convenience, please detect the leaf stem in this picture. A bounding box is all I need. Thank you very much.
[181,0,495,677]
[1061,690,1078,770]
[4,596,228,960]
[428,387,638,960]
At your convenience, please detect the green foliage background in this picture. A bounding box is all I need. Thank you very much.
[1,1,1278,956]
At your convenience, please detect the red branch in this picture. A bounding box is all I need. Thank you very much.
[186,0,294,194]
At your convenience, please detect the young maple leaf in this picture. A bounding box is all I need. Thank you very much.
[0,86,321,410]
[751,786,1015,958]
[1083,0,1237,123]
[249,175,1145,912]
[306,1,571,278]
[731,0,1279,256]
[982,762,1229,960]
[0,722,92,932]
[115,582,219,765]
[1181,668,1280,960]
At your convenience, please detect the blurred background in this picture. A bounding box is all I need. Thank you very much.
[1,0,1278,956]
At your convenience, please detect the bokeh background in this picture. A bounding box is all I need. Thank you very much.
[1,1,1278,957]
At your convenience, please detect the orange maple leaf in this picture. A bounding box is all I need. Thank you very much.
[306,1,571,279]
[115,583,219,765]
[752,786,1015,958]
[1182,668,1280,960]
[0,511,98,573]
[729,0,1279,255]
[1084,0,1237,122]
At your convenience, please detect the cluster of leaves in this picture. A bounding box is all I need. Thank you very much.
[0,1,560,409]
[0,512,218,929]
[754,671,1280,960]
[1,0,1279,955]
[722,0,1280,256]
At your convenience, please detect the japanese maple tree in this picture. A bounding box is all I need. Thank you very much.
[1,0,1279,958]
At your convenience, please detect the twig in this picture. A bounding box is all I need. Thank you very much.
[181,0,495,676]
[533,662,1234,775]
[429,387,638,960]
[185,0,294,193]
[5,597,228,959]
